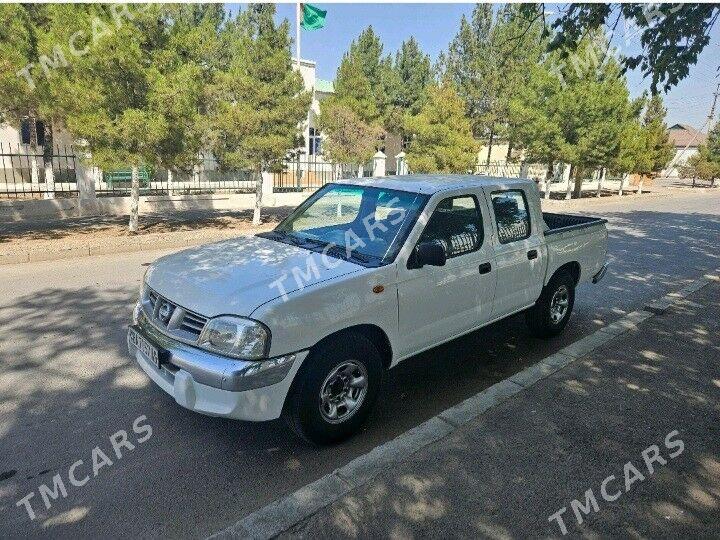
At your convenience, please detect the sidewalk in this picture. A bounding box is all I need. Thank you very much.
[232,277,720,539]
[0,208,291,264]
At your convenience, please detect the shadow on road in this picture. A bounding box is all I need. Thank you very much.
[0,207,294,244]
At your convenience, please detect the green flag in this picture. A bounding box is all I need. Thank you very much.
[301,3,326,31]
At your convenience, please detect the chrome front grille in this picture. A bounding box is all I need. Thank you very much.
[142,286,208,343]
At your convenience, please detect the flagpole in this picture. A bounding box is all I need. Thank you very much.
[296,2,301,69]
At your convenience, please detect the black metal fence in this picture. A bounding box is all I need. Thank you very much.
[0,143,78,199]
[1,146,377,199]
[271,157,373,192]
[95,156,256,197]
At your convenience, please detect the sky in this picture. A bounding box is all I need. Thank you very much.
[230,3,720,130]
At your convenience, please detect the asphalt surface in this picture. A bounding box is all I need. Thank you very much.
[0,190,719,538]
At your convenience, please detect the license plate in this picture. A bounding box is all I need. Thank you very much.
[129,327,161,368]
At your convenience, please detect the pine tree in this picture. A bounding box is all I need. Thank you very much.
[445,4,545,163]
[393,37,431,116]
[641,94,674,175]
[58,4,215,232]
[208,4,311,225]
[404,83,478,173]
[317,102,383,171]
[685,124,720,187]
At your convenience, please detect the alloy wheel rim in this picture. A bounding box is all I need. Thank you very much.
[319,360,368,424]
[550,285,569,324]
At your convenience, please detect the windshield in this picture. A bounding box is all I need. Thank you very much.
[267,183,428,266]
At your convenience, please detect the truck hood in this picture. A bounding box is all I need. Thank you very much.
[145,235,363,317]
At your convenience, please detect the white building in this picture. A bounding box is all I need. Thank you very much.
[294,58,334,161]
[663,123,707,178]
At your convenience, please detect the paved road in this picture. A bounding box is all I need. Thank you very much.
[1,190,718,538]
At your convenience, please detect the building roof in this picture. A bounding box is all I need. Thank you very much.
[315,79,334,93]
[668,123,707,148]
[336,174,534,195]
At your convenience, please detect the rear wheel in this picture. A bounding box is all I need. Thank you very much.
[526,271,575,338]
[283,332,383,445]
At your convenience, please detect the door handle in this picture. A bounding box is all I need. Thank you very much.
[479,262,492,274]
[527,249,538,260]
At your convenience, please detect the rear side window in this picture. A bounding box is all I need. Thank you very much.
[491,190,531,244]
[417,195,483,258]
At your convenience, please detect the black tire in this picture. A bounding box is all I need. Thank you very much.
[283,332,383,445]
[526,271,575,338]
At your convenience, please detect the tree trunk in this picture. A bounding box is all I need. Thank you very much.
[618,173,627,196]
[357,164,364,178]
[565,164,573,200]
[544,162,553,200]
[637,175,644,194]
[596,168,606,197]
[253,165,263,226]
[42,121,53,161]
[28,112,40,185]
[506,140,513,161]
[128,165,140,233]
[692,176,696,187]
[572,166,583,199]
[486,129,494,166]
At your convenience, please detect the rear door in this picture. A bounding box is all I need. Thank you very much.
[485,188,545,319]
[397,192,497,358]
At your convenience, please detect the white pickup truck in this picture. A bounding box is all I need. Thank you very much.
[129,175,608,444]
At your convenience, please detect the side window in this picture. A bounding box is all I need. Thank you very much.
[417,195,483,258]
[490,190,531,244]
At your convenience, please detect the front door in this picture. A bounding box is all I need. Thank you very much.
[397,194,497,358]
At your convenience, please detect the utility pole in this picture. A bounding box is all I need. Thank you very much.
[707,82,720,131]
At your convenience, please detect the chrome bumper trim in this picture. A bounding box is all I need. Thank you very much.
[128,316,299,392]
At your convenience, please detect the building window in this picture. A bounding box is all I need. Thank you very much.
[309,127,322,156]
[20,118,46,147]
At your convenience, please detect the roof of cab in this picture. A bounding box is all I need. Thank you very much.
[334,174,534,195]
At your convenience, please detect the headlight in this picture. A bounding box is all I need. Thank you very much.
[198,316,270,360]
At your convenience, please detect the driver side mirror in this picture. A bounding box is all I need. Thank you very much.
[410,241,447,269]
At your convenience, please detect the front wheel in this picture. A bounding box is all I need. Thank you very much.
[526,271,576,338]
[283,333,383,445]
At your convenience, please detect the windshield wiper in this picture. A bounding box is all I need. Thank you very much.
[324,244,371,264]
[260,231,374,265]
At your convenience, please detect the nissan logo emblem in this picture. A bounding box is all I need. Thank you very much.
[158,302,173,323]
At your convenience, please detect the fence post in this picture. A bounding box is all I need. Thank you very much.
[30,153,40,186]
[563,163,573,200]
[76,162,98,216]
[372,150,386,177]
[261,170,274,199]
[395,151,407,175]
[43,160,55,200]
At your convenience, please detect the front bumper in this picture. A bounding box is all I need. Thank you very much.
[127,318,308,422]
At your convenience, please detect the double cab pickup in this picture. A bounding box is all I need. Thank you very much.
[129,175,608,444]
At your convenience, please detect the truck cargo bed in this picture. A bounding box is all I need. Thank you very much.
[542,212,608,236]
